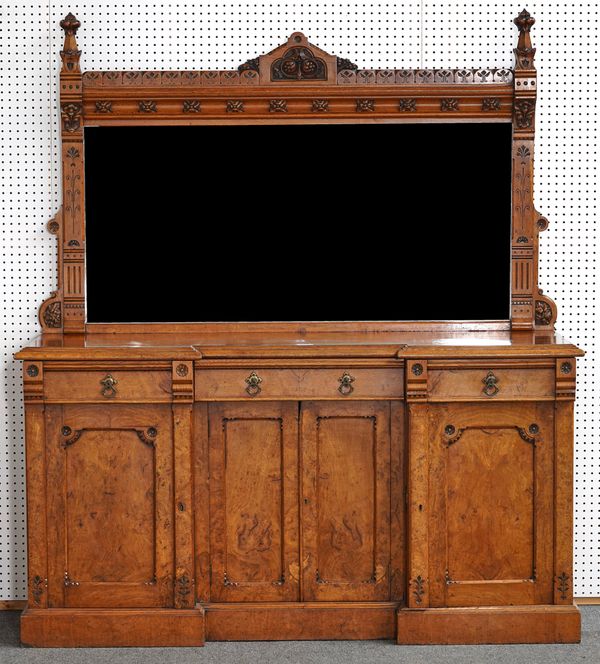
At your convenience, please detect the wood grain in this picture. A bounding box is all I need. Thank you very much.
[21,607,205,647]
[396,605,580,644]
[209,401,300,601]
[301,401,391,601]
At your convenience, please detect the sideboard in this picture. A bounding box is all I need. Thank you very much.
[15,9,582,646]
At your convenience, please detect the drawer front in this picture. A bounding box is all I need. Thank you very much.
[44,371,172,403]
[195,368,403,400]
[428,368,554,401]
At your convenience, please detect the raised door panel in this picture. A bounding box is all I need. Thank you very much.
[301,401,391,601]
[427,402,553,607]
[45,405,174,608]
[208,402,299,601]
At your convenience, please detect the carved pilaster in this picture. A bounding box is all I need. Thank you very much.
[556,358,576,402]
[172,361,194,608]
[59,14,85,333]
[554,357,576,604]
[405,360,428,401]
[23,362,44,404]
[511,10,551,330]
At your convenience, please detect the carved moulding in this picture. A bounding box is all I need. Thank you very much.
[47,12,552,334]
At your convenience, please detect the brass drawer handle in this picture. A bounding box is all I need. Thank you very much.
[482,370,499,397]
[245,371,262,396]
[100,374,118,398]
[338,371,355,396]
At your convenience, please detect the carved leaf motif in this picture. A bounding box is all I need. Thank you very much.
[329,512,363,551]
[138,100,157,113]
[535,300,553,326]
[312,99,329,112]
[557,572,569,600]
[43,301,61,328]
[482,97,501,111]
[514,99,536,129]
[60,102,82,132]
[226,100,244,113]
[236,513,273,552]
[95,100,112,113]
[440,98,459,112]
[356,99,375,112]
[398,98,416,112]
[182,100,200,113]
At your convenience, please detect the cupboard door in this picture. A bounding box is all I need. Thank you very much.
[301,401,391,601]
[45,405,174,608]
[208,402,300,601]
[427,402,554,607]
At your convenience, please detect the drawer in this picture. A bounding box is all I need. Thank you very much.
[428,367,554,401]
[44,370,172,403]
[195,368,403,400]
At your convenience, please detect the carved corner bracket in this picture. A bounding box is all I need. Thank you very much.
[39,208,63,333]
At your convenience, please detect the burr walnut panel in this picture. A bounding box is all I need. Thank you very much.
[45,404,174,609]
[301,401,391,601]
[195,368,403,401]
[426,402,554,607]
[428,367,554,401]
[44,370,172,403]
[208,402,300,602]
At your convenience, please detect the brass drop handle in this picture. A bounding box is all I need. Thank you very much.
[338,371,355,396]
[100,374,118,398]
[245,371,262,396]
[482,370,499,397]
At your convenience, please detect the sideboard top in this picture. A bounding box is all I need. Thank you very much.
[15,329,583,362]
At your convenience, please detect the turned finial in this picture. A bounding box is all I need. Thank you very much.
[513,9,536,69]
[60,12,81,73]
[60,12,80,35]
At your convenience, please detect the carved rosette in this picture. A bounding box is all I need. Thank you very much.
[271,46,327,81]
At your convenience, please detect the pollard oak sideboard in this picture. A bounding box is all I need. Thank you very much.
[15,10,582,646]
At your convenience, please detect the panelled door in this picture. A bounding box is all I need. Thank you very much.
[427,402,554,606]
[208,401,300,601]
[300,401,392,601]
[45,404,174,608]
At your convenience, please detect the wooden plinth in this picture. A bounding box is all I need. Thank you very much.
[396,604,581,645]
[20,608,205,647]
[205,602,398,640]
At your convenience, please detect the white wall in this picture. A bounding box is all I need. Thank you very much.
[1,0,597,599]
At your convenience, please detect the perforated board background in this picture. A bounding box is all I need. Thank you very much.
[0,1,597,600]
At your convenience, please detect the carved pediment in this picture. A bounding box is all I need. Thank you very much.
[238,32,356,85]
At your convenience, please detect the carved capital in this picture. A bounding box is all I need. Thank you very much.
[556,358,577,401]
[514,99,536,130]
[406,360,428,401]
[61,102,82,133]
[172,361,194,402]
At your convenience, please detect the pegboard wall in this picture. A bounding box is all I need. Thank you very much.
[0,1,597,600]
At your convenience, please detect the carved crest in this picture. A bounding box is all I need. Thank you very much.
[258,32,338,85]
